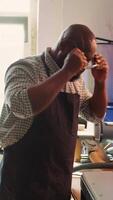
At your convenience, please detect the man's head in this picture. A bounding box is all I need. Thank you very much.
[51,24,97,67]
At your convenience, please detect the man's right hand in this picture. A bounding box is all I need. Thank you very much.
[63,48,88,79]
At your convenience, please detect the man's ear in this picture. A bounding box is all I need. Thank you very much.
[59,40,74,57]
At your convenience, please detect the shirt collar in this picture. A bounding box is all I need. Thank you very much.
[44,47,81,83]
[44,47,60,75]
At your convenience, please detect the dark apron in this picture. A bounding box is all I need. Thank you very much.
[0,92,80,200]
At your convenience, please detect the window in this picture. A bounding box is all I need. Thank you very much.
[0,0,38,112]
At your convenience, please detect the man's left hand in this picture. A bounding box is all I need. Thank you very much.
[91,54,109,82]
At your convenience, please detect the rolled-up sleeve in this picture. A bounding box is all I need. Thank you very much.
[79,98,101,123]
[74,77,101,123]
[4,64,35,119]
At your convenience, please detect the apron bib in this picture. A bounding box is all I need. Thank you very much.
[0,92,80,200]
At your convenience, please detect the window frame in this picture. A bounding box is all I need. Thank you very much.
[0,16,28,42]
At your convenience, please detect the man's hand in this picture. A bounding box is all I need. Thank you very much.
[63,48,88,79]
[91,54,109,82]
[89,53,109,118]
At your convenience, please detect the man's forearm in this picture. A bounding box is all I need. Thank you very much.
[28,67,72,116]
[89,80,107,119]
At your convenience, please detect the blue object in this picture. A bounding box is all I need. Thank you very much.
[104,105,113,122]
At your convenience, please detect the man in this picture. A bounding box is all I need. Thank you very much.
[0,24,108,200]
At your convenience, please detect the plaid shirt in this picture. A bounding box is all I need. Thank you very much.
[0,48,99,148]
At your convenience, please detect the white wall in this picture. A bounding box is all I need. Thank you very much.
[37,0,113,53]
[37,0,63,53]
[62,0,113,40]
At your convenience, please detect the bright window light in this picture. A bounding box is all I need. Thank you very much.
[0,0,37,113]
[0,24,24,112]
[0,0,30,13]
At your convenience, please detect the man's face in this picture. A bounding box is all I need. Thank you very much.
[70,39,97,81]
[85,39,97,63]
